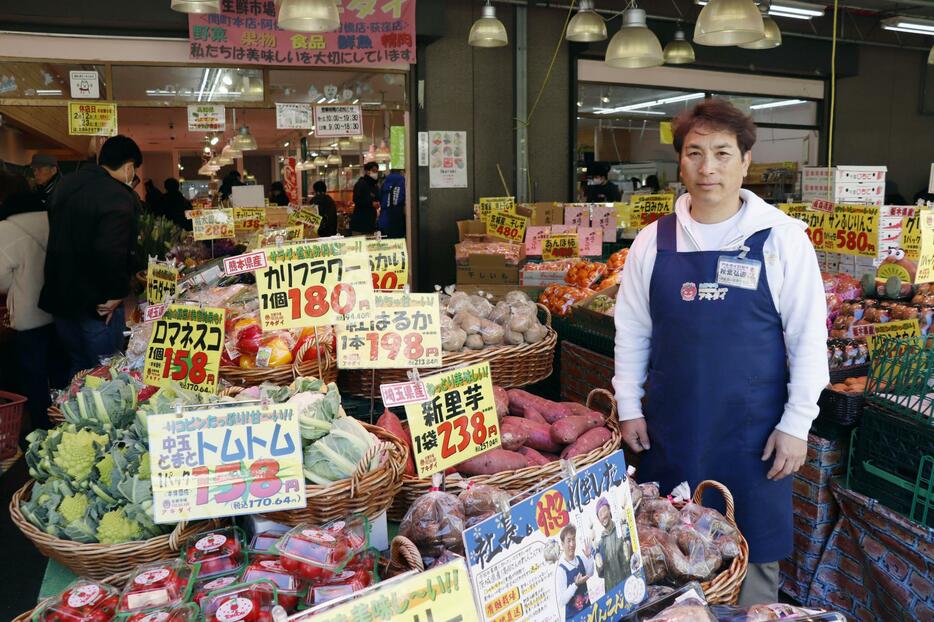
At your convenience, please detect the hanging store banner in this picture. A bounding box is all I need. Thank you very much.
[275,103,314,129]
[68,102,117,136]
[367,238,408,290]
[143,304,226,394]
[428,131,467,189]
[188,0,416,68]
[187,104,226,132]
[313,104,363,137]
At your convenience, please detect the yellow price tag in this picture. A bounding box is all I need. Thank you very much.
[367,238,409,291]
[68,102,118,136]
[779,203,830,250]
[192,209,234,241]
[486,212,528,243]
[854,319,922,357]
[233,207,266,232]
[143,304,226,394]
[336,292,442,369]
[825,204,879,257]
[146,262,178,305]
[541,233,579,261]
[916,212,934,284]
[147,403,305,523]
[404,361,501,478]
[289,207,322,231]
[254,225,304,249]
[659,121,673,145]
[629,194,674,229]
[478,196,516,223]
[902,213,921,262]
[255,238,375,331]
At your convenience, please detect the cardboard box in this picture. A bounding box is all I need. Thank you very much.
[803,166,887,184]
[265,207,290,227]
[572,284,617,336]
[520,202,564,226]
[802,182,884,202]
[456,249,525,286]
[520,267,568,288]
[457,219,487,241]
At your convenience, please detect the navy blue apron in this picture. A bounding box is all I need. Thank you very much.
[639,213,792,564]
[563,556,590,621]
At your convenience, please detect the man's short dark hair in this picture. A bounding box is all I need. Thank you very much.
[313,181,327,193]
[98,135,143,170]
[672,98,757,156]
[164,178,180,192]
[363,161,379,173]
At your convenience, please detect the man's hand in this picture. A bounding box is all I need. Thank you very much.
[620,418,651,453]
[96,299,123,325]
[762,429,807,480]
[574,573,587,586]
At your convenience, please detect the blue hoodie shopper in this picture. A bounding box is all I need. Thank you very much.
[378,170,406,238]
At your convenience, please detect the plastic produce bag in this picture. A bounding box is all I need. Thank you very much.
[459,482,510,518]
[399,480,466,562]
[637,497,680,531]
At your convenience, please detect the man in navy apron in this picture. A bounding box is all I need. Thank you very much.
[613,99,828,605]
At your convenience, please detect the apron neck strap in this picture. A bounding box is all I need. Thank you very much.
[656,213,678,251]
[741,227,772,257]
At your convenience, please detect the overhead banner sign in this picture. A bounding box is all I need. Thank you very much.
[367,238,408,290]
[187,104,226,132]
[188,0,416,68]
[148,403,305,523]
[68,102,117,136]
[313,104,363,137]
[143,304,226,395]
[275,102,314,129]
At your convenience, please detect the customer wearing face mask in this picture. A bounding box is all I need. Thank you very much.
[40,135,142,379]
[350,161,380,236]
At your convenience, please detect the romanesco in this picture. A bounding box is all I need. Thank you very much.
[95,452,116,488]
[96,507,142,544]
[138,452,151,480]
[53,429,108,482]
[58,493,90,524]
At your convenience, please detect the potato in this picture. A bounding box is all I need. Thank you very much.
[479,319,505,345]
[489,301,511,325]
[505,290,532,305]
[524,323,547,344]
[442,326,467,352]
[504,330,525,346]
[465,334,485,350]
[454,311,482,334]
[447,291,477,315]
[470,295,494,319]
[508,312,532,333]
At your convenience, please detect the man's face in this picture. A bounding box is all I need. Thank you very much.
[597,505,612,528]
[679,126,751,209]
[563,533,576,557]
[32,165,57,186]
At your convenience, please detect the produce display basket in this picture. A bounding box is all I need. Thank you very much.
[340,304,557,398]
[10,480,219,580]
[48,369,91,426]
[220,338,338,387]
[671,480,750,606]
[829,363,868,385]
[389,388,621,521]
[0,390,26,459]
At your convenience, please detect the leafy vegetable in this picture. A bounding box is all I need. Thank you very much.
[52,428,109,483]
[96,507,143,544]
[303,416,377,485]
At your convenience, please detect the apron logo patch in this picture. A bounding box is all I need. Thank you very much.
[680,282,697,301]
[697,282,728,301]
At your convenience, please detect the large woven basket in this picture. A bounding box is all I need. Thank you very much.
[48,369,92,426]
[221,338,338,387]
[340,304,557,398]
[10,480,219,580]
[389,388,622,521]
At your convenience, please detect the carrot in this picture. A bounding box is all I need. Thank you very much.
[550,413,604,445]
[458,449,529,475]
[561,426,613,459]
[502,416,564,453]
[507,389,572,423]
[517,446,549,467]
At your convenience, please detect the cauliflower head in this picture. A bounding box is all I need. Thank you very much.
[96,507,142,544]
[58,493,91,524]
[53,429,108,482]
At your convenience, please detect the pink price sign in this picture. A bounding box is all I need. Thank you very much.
[224,251,268,276]
[380,380,429,407]
[188,0,416,67]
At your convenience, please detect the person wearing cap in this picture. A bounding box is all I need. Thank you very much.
[30,154,60,207]
[593,496,632,592]
[585,163,621,203]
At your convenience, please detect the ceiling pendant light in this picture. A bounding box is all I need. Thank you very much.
[739,5,782,48]
[170,0,220,14]
[694,0,764,46]
[277,0,341,32]
[605,8,664,69]
[566,0,607,42]
[663,29,696,64]
[326,151,342,165]
[232,126,258,151]
[468,2,508,48]
[313,155,328,167]
[221,143,242,159]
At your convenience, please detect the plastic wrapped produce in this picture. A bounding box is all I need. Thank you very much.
[637,497,680,531]
[399,485,466,559]
[459,483,510,518]
[565,261,607,289]
[538,284,594,317]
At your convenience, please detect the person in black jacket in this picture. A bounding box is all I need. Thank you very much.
[585,163,622,202]
[269,181,290,206]
[162,178,193,231]
[39,135,142,379]
[350,161,380,235]
[310,181,338,238]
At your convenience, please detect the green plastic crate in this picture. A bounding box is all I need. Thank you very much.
[864,336,934,421]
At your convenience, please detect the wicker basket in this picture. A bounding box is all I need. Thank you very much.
[389,388,622,521]
[221,338,338,387]
[385,535,424,578]
[340,304,557,398]
[0,390,26,459]
[48,369,93,426]
[10,480,219,580]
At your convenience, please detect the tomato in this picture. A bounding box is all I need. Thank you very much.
[220,349,238,367]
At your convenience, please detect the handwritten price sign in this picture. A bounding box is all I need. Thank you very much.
[486,212,528,243]
[916,212,934,284]
[192,209,234,241]
[367,238,408,291]
[144,304,226,394]
[147,403,304,523]
[233,207,266,233]
[404,361,501,478]
[146,262,178,305]
[825,204,879,258]
[337,292,442,369]
[256,237,375,330]
[289,207,322,235]
[629,194,674,229]
[864,319,921,356]
[254,225,304,249]
[478,196,515,223]
[779,203,829,250]
[542,234,579,261]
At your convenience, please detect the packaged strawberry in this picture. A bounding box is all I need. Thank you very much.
[120,603,200,622]
[200,580,278,622]
[241,559,304,613]
[33,578,120,622]
[117,560,194,614]
[190,571,244,609]
[276,516,370,582]
[183,527,245,579]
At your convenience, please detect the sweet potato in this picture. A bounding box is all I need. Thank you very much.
[502,416,564,453]
[501,420,529,451]
[522,406,547,424]
[562,402,604,420]
[398,419,417,477]
[517,446,549,467]
[457,449,528,475]
[507,389,572,423]
[493,385,509,421]
[561,426,612,459]
[550,413,604,444]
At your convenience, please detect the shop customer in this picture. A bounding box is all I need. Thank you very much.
[310,181,338,238]
[585,163,621,202]
[30,153,61,207]
[350,161,380,235]
[162,178,193,231]
[378,168,406,238]
[40,135,143,379]
[612,99,828,606]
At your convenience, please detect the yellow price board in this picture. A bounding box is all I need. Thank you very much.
[404,361,501,478]
[916,212,934,284]
[146,262,178,305]
[147,403,305,523]
[143,304,225,394]
[336,292,442,369]
[367,238,409,291]
[629,194,675,229]
[478,196,516,223]
[233,207,266,232]
[615,202,630,225]
[255,237,375,331]
[486,211,528,243]
[307,559,480,622]
[825,203,879,257]
[779,203,830,250]
[254,225,304,249]
[289,206,322,231]
[660,120,673,145]
[68,102,118,136]
[192,209,234,241]
[852,319,922,357]
[541,233,579,261]
[903,214,921,261]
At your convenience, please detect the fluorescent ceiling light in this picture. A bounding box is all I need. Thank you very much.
[768,9,814,20]
[769,0,824,17]
[749,98,806,109]
[882,17,934,34]
[594,92,704,115]
[36,89,62,96]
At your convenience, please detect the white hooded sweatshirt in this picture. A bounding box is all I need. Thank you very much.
[612,189,829,441]
[0,211,52,331]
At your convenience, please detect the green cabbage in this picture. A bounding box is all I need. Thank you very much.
[302,416,377,484]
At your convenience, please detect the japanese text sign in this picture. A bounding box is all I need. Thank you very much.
[810,198,835,213]
[67,102,117,136]
[290,206,323,233]
[146,262,178,306]
[233,207,266,232]
[144,304,167,323]
[428,131,467,189]
[856,319,922,356]
[254,225,304,249]
[404,361,500,477]
[188,0,416,68]
[478,196,516,223]
[486,212,528,244]
[563,204,591,228]
[525,226,552,256]
[337,292,442,369]
[144,305,226,394]
[187,104,225,131]
[224,251,268,276]
[147,403,305,523]
[779,203,829,250]
[591,205,618,243]
[578,227,602,256]
[902,212,921,261]
[293,560,479,622]
[825,204,879,258]
[192,209,235,241]
[463,450,646,622]
[313,104,363,137]
[542,234,580,261]
[367,238,409,290]
[916,212,934,284]
[628,194,674,229]
[381,380,429,408]
[276,102,314,129]
[256,237,375,330]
